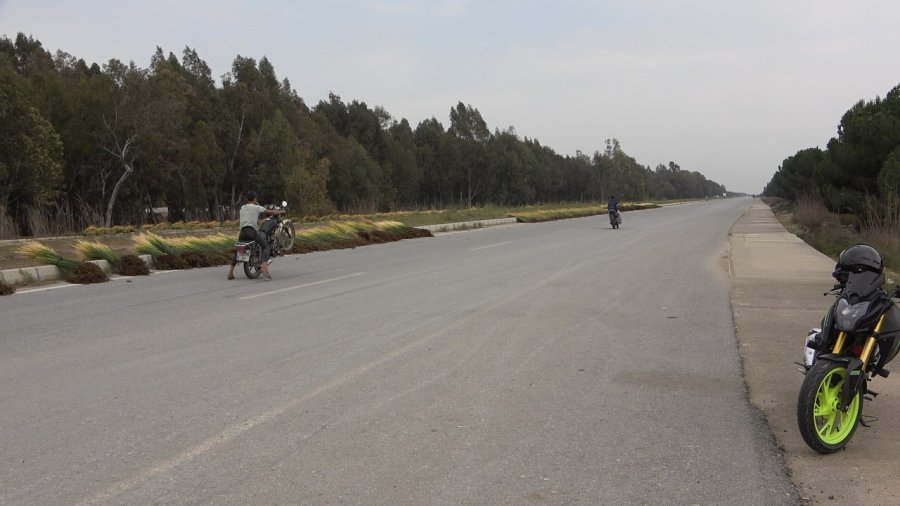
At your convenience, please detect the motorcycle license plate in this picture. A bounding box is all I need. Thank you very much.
[235,245,250,262]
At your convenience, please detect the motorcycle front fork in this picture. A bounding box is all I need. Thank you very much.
[838,318,885,406]
[832,313,885,372]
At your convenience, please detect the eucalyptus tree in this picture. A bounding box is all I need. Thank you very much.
[219,55,271,208]
[448,102,492,206]
[414,117,460,208]
[0,34,65,233]
[387,118,421,207]
[486,127,538,204]
[315,94,395,209]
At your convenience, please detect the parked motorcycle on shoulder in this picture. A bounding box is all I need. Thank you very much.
[609,209,622,229]
[234,201,296,279]
[797,243,900,453]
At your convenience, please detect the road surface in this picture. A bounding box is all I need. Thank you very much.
[0,199,798,505]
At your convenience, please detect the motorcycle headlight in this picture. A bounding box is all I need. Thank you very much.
[835,299,871,331]
[803,329,822,368]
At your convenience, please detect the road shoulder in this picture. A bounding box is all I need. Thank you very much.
[730,199,900,505]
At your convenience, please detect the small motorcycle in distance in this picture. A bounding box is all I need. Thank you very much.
[797,244,900,453]
[609,209,622,229]
[234,201,296,279]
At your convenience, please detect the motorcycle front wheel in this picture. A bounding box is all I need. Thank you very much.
[243,249,262,279]
[796,360,863,453]
[278,222,295,252]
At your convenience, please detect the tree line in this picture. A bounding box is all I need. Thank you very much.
[764,82,900,212]
[0,33,728,235]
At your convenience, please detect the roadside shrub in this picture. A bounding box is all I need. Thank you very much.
[181,251,229,268]
[0,279,15,295]
[118,254,150,276]
[15,241,81,272]
[69,262,108,284]
[794,194,834,231]
[134,233,178,257]
[153,254,189,270]
[74,239,121,266]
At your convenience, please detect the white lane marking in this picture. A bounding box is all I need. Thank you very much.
[15,283,76,294]
[470,241,512,251]
[238,272,366,300]
[77,301,462,506]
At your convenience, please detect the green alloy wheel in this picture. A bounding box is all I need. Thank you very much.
[797,360,863,453]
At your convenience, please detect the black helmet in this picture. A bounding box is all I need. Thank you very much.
[835,244,883,274]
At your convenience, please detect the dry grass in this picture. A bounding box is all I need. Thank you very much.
[0,204,17,240]
[133,233,178,257]
[793,194,837,231]
[74,239,121,265]
[15,241,81,272]
[775,194,900,277]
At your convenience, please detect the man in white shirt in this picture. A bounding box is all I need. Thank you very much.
[227,191,284,279]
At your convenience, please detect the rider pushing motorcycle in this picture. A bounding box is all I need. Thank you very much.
[227,191,285,280]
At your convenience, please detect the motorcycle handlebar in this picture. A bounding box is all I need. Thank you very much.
[824,284,843,296]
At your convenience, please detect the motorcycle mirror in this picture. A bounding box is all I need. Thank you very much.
[282,201,288,208]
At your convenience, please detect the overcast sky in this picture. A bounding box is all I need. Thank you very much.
[2,0,898,193]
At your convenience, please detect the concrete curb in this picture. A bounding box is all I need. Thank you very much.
[417,217,518,233]
[0,255,154,285]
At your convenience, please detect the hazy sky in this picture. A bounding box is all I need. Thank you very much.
[2,1,898,193]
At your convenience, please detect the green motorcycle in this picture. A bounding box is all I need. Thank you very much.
[797,244,900,453]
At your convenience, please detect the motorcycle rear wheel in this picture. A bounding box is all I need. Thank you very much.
[243,249,262,279]
[796,360,863,453]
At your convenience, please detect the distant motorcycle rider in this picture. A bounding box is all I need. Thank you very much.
[227,191,284,280]
[607,195,620,213]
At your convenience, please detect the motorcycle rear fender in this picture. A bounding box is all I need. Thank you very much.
[816,354,866,408]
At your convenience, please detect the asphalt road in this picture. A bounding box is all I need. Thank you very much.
[0,199,799,505]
